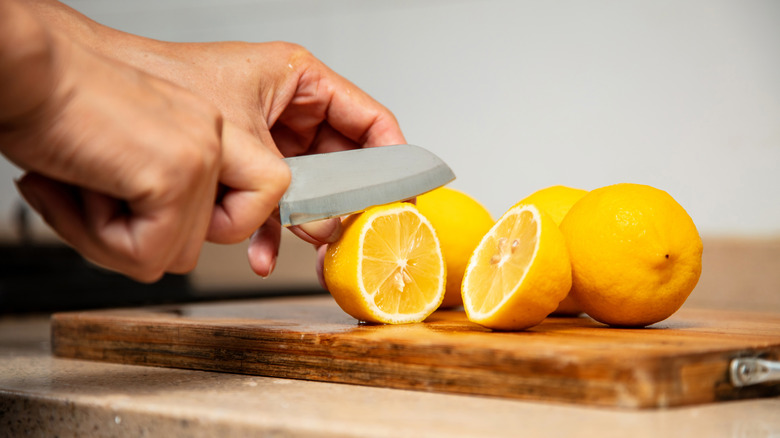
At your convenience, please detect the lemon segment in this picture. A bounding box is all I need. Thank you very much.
[462,203,572,330]
[324,203,446,324]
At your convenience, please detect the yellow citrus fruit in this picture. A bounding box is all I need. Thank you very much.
[461,203,572,330]
[519,185,588,316]
[415,187,494,308]
[323,202,446,324]
[559,183,703,327]
[520,185,588,224]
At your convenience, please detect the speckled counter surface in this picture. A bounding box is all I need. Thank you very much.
[1,313,779,438]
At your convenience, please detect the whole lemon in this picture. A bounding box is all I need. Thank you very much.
[521,185,588,225]
[519,185,588,316]
[416,187,494,308]
[559,183,703,327]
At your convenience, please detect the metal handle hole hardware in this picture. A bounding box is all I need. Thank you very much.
[730,357,780,387]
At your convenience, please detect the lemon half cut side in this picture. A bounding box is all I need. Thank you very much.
[324,202,446,324]
[461,203,572,330]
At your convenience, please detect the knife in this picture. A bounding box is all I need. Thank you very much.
[279,144,455,226]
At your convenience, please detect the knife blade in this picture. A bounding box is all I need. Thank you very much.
[279,144,455,226]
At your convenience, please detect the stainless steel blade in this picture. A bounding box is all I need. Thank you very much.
[279,145,455,226]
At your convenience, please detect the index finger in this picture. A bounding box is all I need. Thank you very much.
[323,74,407,148]
[274,56,407,151]
[207,122,291,244]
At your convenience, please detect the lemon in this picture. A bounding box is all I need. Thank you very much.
[416,187,494,308]
[520,185,588,225]
[461,203,572,330]
[519,185,588,316]
[559,183,703,327]
[323,203,446,324]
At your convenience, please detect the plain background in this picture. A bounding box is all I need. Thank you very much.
[1,0,778,238]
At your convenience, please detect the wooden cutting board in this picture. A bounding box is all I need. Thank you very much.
[51,296,780,409]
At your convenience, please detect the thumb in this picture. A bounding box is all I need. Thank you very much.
[207,122,291,244]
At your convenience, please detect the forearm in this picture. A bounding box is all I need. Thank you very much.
[21,1,327,138]
[25,0,176,79]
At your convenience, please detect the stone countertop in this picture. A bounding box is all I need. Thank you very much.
[2,313,780,438]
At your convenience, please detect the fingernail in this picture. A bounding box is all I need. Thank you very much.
[265,255,277,278]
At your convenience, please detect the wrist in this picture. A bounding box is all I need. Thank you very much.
[0,0,60,127]
[0,3,82,174]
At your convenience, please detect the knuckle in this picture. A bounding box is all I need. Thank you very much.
[274,157,292,195]
[101,249,167,283]
[168,131,222,187]
[258,156,291,207]
[136,124,223,200]
[131,268,166,284]
[274,41,315,67]
[121,249,168,283]
[168,252,200,275]
[192,133,222,174]
[275,41,305,55]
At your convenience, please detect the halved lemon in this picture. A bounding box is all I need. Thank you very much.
[461,203,572,330]
[323,203,446,324]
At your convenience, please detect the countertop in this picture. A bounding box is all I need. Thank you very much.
[2,311,780,438]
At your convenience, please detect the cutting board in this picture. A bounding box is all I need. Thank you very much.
[51,296,780,409]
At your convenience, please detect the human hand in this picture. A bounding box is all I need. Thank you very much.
[126,41,407,279]
[25,1,406,279]
[119,41,406,283]
[0,14,289,282]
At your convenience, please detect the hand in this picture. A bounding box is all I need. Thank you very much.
[25,1,407,279]
[0,7,290,282]
[119,41,408,278]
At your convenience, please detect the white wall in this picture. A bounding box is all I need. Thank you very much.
[2,0,779,237]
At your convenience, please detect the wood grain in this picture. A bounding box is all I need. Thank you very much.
[51,296,780,409]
